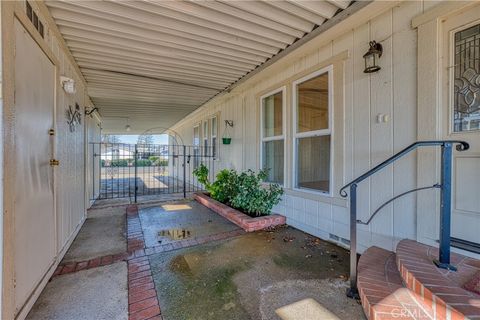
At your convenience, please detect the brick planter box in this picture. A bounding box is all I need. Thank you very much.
[194,193,286,232]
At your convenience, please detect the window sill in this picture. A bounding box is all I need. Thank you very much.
[284,188,347,207]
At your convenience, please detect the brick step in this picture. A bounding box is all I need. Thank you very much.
[396,239,480,320]
[357,246,434,320]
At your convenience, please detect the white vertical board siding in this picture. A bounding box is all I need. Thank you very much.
[53,47,86,253]
[391,1,422,244]
[85,112,101,209]
[2,2,92,318]
[369,10,394,250]
[171,1,424,253]
[37,2,90,259]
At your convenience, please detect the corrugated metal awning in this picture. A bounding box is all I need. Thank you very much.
[45,0,352,134]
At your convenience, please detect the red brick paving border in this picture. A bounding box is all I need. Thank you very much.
[125,204,244,320]
[54,213,244,278]
[126,204,162,320]
[53,252,131,277]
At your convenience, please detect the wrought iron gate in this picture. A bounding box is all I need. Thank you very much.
[90,143,215,202]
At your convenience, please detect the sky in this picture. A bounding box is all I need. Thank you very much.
[115,134,169,145]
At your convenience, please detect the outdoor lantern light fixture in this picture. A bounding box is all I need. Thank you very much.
[363,41,383,73]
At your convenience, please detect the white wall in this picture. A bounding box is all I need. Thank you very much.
[85,113,101,208]
[1,1,98,318]
[170,1,436,253]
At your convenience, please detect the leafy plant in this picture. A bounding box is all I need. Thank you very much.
[193,164,283,217]
[208,169,239,204]
[230,169,283,217]
[193,164,211,189]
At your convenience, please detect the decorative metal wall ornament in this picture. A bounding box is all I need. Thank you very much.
[66,103,82,132]
[363,41,383,73]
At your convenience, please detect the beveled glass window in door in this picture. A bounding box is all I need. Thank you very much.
[453,23,480,132]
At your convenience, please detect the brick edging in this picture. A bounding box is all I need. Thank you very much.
[53,252,131,277]
[53,219,245,278]
[194,192,286,232]
[126,204,163,320]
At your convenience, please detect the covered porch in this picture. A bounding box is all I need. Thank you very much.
[2,0,480,319]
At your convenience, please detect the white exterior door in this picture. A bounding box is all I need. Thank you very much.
[441,5,480,247]
[13,19,56,312]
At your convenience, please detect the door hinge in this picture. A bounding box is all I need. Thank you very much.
[48,129,55,136]
[50,159,60,166]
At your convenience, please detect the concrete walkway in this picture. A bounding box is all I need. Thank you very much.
[27,263,128,320]
[26,198,364,320]
[27,203,130,320]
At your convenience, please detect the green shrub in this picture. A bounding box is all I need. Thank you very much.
[209,169,239,204]
[193,164,283,217]
[136,159,152,167]
[147,156,168,167]
[192,164,211,189]
[230,169,283,217]
[101,158,168,167]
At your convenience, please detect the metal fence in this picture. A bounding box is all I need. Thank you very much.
[89,143,215,202]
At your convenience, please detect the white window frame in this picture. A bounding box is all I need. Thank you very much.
[193,123,201,168]
[210,115,218,159]
[292,65,334,196]
[202,120,209,156]
[260,86,286,186]
[193,124,200,146]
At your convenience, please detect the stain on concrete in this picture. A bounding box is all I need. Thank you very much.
[149,226,364,320]
[140,201,239,247]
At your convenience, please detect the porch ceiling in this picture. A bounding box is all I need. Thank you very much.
[45,0,352,134]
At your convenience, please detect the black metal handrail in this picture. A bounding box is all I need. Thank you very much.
[357,184,441,225]
[339,140,469,299]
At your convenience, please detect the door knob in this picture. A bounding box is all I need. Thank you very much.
[50,159,60,166]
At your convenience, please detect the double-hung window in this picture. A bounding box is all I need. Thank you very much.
[202,120,209,156]
[260,87,285,184]
[211,116,218,159]
[293,66,333,194]
[193,125,200,168]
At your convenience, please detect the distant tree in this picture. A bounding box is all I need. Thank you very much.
[101,134,122,144]
[137,134,154,145]
[137,134,155,158]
